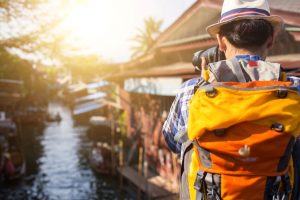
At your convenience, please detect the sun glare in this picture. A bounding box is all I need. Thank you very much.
[60,0,126,57]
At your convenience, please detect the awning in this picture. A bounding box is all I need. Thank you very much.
[73,101,105,116]
[86,80,110,90]
[99,99,122,109]
[73,99,121,116]
[68,83,87,94]
[124,77,183,96]
[89,116,110,126]
[75,92,106,104]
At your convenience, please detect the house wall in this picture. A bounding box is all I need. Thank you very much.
[118,83,180,187]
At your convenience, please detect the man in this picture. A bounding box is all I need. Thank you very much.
[162,0,283,156]
[162,0,300,199]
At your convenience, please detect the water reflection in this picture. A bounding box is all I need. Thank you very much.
[0,102,124,200]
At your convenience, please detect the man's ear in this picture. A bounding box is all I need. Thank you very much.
[216,34,226,52]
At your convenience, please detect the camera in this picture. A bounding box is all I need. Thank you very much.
[192,46,225,73]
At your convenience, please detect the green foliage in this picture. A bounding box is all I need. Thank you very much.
[0,47,49,96]
[0,47,32,80]
[117,111,128,138]
[0,0,116,88]
[0,0,69,63]
[131,17,163,59]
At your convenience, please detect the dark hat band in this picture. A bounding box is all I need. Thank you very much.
[220,8,270,23]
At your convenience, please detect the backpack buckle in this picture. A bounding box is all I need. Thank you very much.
[276,89,288,98]
[205,87,217,98]
[271,123,285,132]
[194,171,207,191]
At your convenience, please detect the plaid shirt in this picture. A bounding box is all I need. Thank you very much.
[162,77,199,153]
[162,55,265,154]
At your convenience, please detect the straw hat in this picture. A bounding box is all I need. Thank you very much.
[206,0,284,37]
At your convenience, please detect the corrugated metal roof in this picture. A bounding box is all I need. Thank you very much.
[269,0,300,14]
[161,7,219,44]
[73,101,105,116]
[158,0,300,48]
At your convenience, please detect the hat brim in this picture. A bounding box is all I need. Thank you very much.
[206,15,284,38]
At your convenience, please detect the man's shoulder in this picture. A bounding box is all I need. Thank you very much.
[180,77,199,89]
[174,77,200,101]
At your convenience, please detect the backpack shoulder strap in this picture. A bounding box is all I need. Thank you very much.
[208,59,282,82]
[230,58,247,82]
[240,60,281,81]
[208,59,247,82]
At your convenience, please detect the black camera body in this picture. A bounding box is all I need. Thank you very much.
[192,46,225,73]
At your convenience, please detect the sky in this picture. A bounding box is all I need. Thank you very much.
[59,0,196,63]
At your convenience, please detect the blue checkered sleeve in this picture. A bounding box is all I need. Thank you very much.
[162,77,199,154]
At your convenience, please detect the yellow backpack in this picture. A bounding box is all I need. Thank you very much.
[182,59,300,200]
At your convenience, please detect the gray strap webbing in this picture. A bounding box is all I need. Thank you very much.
[192,140,212,169]
[231,58,247,83]
[196,191,204,200]
[180,140,193,200]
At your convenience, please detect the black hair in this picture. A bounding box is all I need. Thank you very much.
[219,19,274,49]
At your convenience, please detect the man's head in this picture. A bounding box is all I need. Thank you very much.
[219,19,274,49]
[217,19,274,59]
[206,0,284,58]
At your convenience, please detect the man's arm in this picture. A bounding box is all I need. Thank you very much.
[162,77,200,154]
[162,92,181,154]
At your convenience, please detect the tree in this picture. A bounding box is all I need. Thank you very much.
[131,17,163,59]
[0,0,71,96]
[0,1,117,86]
[0,1,70,63]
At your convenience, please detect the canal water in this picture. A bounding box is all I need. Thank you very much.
[0,102,130,200]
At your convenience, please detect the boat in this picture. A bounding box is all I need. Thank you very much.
[0,118,26,182]
[88,116,120,175]
[89,142,113,174]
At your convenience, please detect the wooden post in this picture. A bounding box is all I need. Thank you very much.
[137,146,143,200]
[144,137,149,200]
[119,140,124,200]
[110,107,116,175]
[119,140,124,168]
[16,119,23,146]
